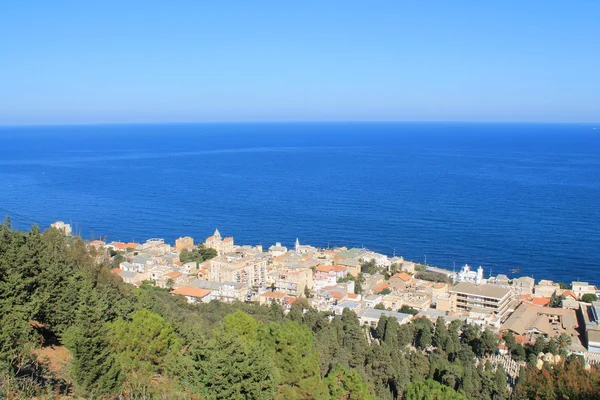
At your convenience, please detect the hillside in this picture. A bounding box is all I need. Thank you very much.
[1,219,599,399]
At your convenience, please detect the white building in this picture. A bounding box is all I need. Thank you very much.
[268,242,288,257]
[357,308,412,327]
[455,264,484,284]
[50,221,72,236]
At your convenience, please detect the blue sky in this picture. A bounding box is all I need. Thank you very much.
[1,1,599,124]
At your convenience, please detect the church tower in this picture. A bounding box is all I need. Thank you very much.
[295,238,300,253]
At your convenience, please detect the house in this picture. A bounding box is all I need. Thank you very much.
[572,282,597,299]
[313,265,348,290]
[334,300,362,315]
[172,286,211,304]
[535,280,559,298]
[141,238,171,255]
[363,294,383,308]
[148,265,172,281]
[513,277,535,294]
[363,273,385,294]
[190,279,246,302]
[426,283,448,304]
[389,272,413,291]
[436,293,457,313]
[357,308,412,327]
[274,267,313,297]
[374,282,390,293]
[359,251,391,269]
[163,271,184,286]
[489,274,510,286]
[259,291,298,309]
[381,292,431,311]
[268,242,288,257]
[175,236,194,251]
[182,261,198,275]
[119,261,135,272]
[117,270,139,284]
[132,255,155,273]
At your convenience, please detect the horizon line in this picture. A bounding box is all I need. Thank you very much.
[1,119,599,128]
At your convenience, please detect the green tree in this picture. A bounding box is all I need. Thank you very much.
[325,365,376,400]
[265,320,326,399]
[200,334,278,400]
[404,379,468,400]
[62,282,123,397]
[582,293,598,303]
[108,308,183,392]
[549,291,565,308]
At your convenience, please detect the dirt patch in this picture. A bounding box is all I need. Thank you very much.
[32,345,72,379]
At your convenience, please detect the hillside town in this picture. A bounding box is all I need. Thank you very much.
[52,221,600,366]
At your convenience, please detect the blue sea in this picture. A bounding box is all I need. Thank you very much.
[1,122,599,284]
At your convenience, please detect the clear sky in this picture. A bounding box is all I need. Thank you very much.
[1,1,599,124]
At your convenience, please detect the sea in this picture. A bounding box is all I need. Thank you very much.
[0,122,599,285]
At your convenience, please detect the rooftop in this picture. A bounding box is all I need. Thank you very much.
[358,308,412,322]
[450,282,511,300]
[172,286,211,298]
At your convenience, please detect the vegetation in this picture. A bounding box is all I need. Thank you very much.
[414,271,452,284]
[582,293,598,303]
[179,245,217,264]
[360,259,379,275]
[549,292,565,308]
[1,220,599,399]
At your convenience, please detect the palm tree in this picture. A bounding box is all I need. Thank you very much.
[557,333,572,349]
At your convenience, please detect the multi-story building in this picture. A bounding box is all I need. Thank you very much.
[205,229,234,255]
[175,236,194,251]
[534,280,559,297]
[275,267,313,297]
[450,282,512,318]
[210,252,267,290]
[572,281,598,299]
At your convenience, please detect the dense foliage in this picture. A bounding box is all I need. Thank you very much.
[1,220,599,399]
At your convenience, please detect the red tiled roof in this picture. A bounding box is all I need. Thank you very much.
[375,283,390,292]
[164,271,183,279]
[111,268,121,274]
[172,287,211,298]
[224,237,233,242]
[531,297,551,306]
[514,335,532,345]
[391,272,412,281]
[114,242,128,249]
[126,242,139,249]
[329,291,344,300]
[316,264,348,273]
